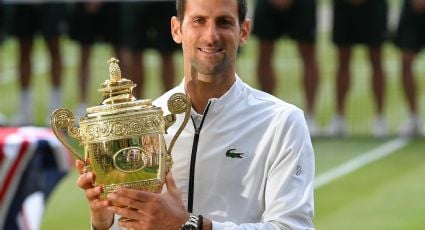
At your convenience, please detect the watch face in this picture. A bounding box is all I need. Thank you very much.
[182,214,199,230]
[181,225,197,230]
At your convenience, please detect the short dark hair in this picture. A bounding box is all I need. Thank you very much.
[176,0,247,25]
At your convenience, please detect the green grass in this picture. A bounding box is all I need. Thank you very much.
[41,170,91,229]
[315,140,425,229]
[313,137,388,173]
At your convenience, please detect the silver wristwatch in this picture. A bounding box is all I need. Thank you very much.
[180,213,199,230]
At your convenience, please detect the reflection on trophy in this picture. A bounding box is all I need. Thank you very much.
[50,57,191,198]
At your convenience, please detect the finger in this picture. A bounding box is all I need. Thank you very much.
[76,160,84,174]
[85,186,103,201]
[107,190,147,210]
[108,206,143,222]
[118,218,144,230]
[115,187,155,203]
[90,199,110,211]
[165,172,180,197]
[76,159,92,174]
[76,172,95,189]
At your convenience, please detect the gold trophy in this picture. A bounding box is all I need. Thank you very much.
[50,58,191,198]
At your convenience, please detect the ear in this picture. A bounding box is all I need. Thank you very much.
[239,19,250,47]
[171,16,182,44]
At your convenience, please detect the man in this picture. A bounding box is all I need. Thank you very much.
[8,3,67,125]
[252,0,320,136]
[394,0,425,137]
[326,0,388,137]
[77,0,315,229]
[120,1,180,99]
[68,1,124,119]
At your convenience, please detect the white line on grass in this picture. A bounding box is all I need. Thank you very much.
[314,138,409,189]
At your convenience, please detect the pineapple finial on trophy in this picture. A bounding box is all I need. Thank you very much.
[108,57,121,82]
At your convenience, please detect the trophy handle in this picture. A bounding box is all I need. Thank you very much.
[51,108,84,162]
[165,93,191,156]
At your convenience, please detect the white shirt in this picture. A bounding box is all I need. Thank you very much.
[152,76,315,229]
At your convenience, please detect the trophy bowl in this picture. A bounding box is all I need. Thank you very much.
[50,58,190,198]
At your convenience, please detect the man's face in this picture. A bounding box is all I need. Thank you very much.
[171,0,249,76]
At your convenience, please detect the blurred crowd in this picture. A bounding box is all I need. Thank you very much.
[0,1,179,126]
[0,0,424,139]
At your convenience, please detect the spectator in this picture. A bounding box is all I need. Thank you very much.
[327,0,389,137]
[393,0,425,137]
[120,1,180,99]
[9,3,67,126]
[68,2,123,119]
[252,0,320,136]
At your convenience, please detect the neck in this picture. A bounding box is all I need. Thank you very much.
[184,73,236,114]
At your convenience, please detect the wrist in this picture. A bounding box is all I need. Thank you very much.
[90,214,114,230]
[180,213,202,230]
[202,217,212,230]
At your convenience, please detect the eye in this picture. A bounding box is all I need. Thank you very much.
[193,17,205,24]
[218,18,234,27]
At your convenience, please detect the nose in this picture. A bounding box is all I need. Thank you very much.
[204,23,219,43]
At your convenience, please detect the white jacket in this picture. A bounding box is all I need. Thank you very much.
[152,76,315,230]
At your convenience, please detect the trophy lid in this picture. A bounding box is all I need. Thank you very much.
[84,58,155,117]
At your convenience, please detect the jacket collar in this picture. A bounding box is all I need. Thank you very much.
[178,74,244,116]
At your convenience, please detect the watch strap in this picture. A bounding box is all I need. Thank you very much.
[181,213,199,230]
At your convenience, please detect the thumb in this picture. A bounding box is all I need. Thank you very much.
[75,160,84,173]
[165,171,179,196]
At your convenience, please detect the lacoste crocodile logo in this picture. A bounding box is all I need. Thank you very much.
[226,148,244,158]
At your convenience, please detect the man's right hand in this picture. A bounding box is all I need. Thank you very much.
[76,160,114,230]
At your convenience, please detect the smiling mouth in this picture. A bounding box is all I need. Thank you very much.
[199,47,223,53]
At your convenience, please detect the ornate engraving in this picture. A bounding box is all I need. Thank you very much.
[168,93,190,114]
[103,179,163,196]
[79,113,165,144]
[50,108,84,161]
[86,99,152,114]
[51,108,74,128]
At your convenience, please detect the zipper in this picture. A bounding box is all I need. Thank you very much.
[187,101,211,213]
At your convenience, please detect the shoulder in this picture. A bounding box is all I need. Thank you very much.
[239,81,303,118]
[239,81,308,132]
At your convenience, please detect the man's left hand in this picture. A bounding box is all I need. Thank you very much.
[107,172,188,230]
